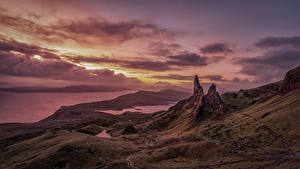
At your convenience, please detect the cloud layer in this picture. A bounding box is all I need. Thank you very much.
[234,49,300,83]
[1,1,299,92]
[200,43,232,54]
[0,10,176,46]
[255,36,300,48]
[0,39,142,88]
[70,53,208,72]
[152,74,240,83]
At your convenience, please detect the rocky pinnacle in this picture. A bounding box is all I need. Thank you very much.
[192,75,204,117]
[193,75,203,95]
[191,76,223,118]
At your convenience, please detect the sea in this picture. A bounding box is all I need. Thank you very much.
[0,91,174,123]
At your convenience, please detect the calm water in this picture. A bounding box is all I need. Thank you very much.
[0,91,134,123]
[103,103,176,114]
[96,130,111,138]
[0,91,175,123]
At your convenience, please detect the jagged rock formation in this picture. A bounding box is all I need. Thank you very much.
[203,84,223,112]
[191,75,223,118]
[193,75,202,95]
[279,65,300,95]
[192,75,205,117]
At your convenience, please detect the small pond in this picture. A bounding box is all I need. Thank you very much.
[96,130,111,138]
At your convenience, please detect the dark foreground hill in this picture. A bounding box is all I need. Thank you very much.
[0,66,299,169]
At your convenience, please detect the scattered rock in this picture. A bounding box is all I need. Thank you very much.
[123,125,138,135]
[261,112,271,119]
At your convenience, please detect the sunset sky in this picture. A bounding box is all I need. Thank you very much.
[0,0,300,92]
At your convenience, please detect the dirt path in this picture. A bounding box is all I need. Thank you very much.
[126,134,159,169]
[126,149,146,169]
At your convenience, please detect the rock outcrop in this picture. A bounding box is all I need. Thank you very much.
[193,75,202,95]
[192,75,205,117]
[279,66,300,95]
[191,75,223,119]
[203,84,223,112]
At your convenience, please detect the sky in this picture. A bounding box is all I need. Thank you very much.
[0,0,300,92]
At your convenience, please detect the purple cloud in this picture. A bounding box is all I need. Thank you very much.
[255,36,300,48]
[200,43,232,54]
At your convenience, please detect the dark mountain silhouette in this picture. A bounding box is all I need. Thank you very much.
[0,85,129,93]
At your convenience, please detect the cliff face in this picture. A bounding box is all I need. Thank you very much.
[191,75,223,118]
[279,66,300,95]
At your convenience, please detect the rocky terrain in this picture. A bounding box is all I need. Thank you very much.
[0,66,299,169]
[280,66,300,95]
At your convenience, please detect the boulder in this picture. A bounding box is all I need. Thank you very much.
[122,125,138,135]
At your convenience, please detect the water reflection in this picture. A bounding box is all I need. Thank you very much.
[102,102,176,114]
[96,130,111,138]
[0,91,134,123]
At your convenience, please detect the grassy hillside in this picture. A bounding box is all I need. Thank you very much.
[0,130,136,169]
[127,88,300,169]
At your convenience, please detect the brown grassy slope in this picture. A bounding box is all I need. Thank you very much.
[128,87,300,169]
[142,79,283,136]
[0,130,136,169]
[221,81,282,111]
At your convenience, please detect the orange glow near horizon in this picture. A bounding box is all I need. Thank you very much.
[1,0,298,92]
[33,55,42,60]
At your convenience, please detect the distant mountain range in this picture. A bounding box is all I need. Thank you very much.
[0,85,129,93]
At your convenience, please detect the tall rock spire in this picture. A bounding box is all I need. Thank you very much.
[193,75,203,95]
[192,75,204,117]
[191,76,223,119]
